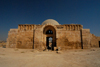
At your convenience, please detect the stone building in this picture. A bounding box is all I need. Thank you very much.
[6,19,100,50]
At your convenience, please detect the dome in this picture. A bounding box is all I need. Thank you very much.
[42,19,59,25]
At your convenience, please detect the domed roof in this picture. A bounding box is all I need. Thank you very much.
[42,19,59,25]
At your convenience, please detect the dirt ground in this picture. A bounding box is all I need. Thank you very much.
[0,47,100,67]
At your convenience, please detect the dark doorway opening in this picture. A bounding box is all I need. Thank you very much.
[43,25,56,51]
[46,37,53,50]
[99,41,100,47]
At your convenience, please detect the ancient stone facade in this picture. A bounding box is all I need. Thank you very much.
[6,19,100,50]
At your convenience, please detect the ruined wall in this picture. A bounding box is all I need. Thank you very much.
[90,34,99,47]
[82,29,91,49]
[56,24,82,50]
[16,25,34,49]
[6,29,18,48]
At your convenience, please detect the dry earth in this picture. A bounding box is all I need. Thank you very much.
[0,47,100,67]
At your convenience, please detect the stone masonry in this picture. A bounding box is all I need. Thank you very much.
[6,19,100,50]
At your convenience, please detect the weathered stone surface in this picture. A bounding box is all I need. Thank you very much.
[82,29,91,49]
[6,19,100,50]
[6,29,18,48]
[90,34,99,47]
[16,31,33,49]
[57,36,81,50]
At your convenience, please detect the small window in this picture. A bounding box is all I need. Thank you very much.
[46,30,53,34]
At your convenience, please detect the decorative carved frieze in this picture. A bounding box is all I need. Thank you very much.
[18,24,35,31]
[64,24,83,31]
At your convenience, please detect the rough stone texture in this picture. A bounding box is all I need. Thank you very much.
[90,34,100,47]
[82,29,91,49]
[57,36,81,50]
[6,29,18,48]
[34,29,44,50]
[16,31,33,49]
[56,30,82,50]
[6,19,100,50]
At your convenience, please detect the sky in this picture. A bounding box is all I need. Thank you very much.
[0,0,100,40]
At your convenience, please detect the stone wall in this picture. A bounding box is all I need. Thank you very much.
[82,29,91,49]
[6,24,100,50]
[82,29,100,49]
[6,29,18,48]
[56,29,82,50]
[18,24,35,31]
[63,24,83,31]
[16,30,33,49]
[34,29,45,50]
[15,24,35,49]
[90,34,99,47]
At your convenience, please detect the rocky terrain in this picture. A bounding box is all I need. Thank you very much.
[0,40,6,48]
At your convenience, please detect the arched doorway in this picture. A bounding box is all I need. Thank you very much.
[43,25,56,50]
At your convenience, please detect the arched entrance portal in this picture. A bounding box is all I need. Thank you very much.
[43,25,56,50]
